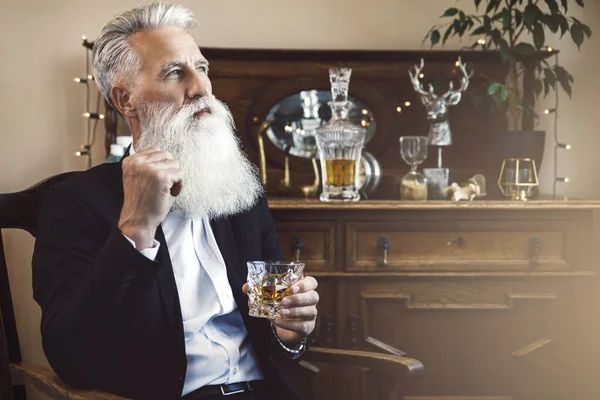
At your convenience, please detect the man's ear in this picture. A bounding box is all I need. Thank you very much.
[111,86,137,118]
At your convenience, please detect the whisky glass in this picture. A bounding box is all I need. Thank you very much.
[247,261,305,319]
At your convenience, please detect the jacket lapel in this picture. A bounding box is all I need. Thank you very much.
[154,225,185,342]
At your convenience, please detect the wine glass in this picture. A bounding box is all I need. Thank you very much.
[399,136,429,200]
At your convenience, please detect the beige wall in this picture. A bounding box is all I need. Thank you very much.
[1,0,598,392]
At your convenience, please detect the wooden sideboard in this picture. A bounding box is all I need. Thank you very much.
[269,199,600,400]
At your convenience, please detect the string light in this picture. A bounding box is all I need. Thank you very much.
[361,109,368,115]
[74,77,87,83]
[404,101,411,107]
[547,46,554,53]
[396,106,402,113]
[477,38,486,45]
[82,112,104,119]
[557,143,571,150]
[545,108,556,114]
[556,177,569,183]
[455,61,460,67]
[419,73,424,79]
[75,145,90,157]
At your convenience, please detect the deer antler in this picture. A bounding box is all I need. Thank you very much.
[409,58,432,97]
[442,57,473,99]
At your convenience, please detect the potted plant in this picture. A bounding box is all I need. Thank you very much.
[425,0,591,172]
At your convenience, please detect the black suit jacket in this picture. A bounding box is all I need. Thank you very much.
[31,161,303,399]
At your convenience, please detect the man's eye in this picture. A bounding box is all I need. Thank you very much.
[197,66,208,74]
[167,70,182,78]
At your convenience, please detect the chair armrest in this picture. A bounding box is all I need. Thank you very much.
[302,346,424,379]
[10,361,129,400]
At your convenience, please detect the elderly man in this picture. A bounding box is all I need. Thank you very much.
[31,2,318,399]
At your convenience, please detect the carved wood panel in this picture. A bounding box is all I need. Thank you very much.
[341,279,569,399]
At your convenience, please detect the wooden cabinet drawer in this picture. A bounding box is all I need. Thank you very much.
[346,219,589,272]
[339,279,577,399]
[276,221,335,272]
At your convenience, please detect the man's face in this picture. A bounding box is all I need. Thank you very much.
[128,28,212,116]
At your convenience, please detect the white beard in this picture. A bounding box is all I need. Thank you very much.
[136,97,264,220]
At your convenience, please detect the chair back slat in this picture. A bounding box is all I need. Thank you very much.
[0,171,80,399]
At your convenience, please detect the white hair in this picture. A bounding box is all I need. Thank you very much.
[136,97,264,220]
[92,2,197,110]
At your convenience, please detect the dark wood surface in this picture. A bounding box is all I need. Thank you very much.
[271,200,600,399]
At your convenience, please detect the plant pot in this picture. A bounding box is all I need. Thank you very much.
[487,130,546,198]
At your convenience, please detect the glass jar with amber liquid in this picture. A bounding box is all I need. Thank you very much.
[315,68,366,202]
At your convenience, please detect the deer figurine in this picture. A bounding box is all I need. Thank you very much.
[409,57,473,147]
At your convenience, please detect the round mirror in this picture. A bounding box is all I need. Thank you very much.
[264,90,377,159]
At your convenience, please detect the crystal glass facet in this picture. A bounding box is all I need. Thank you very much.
[247,261,304,319]
[315,68,367,202]
[399,136,429,200]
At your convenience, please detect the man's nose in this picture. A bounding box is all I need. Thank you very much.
[186,70,211,100]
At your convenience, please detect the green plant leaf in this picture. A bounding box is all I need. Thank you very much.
[499,39,512,62]
[554,65,574,97]
[502,8,512,30]
[582,24,592,38]
[488,82,502,95]
[514,9,524,28]
[524,3,540,28]
[532,78,543,98]
[475,0,483,10]
[557,14,569,37]
[515,42,537,55]
[533,23,545,49]
[484,15,492,29]
[500,86,509,101]
[541,15,559,33]
[486,0,500,14]
[430,29,441,47]
[571,24,584,49]
[543,77,552,97]
[560,0,568,12]
[575,0,584,7]
[544,67,557,88]
[470,25,489,36]
[442,24,455,44]
[544,0,559,14]
[442,7,459,17]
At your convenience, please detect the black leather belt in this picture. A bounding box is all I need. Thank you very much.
[182,380,265,398]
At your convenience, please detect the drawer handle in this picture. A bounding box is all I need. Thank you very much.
[529,236,542,267]
[447,236,466,247]
[292,236,304,262]
[377,236,390,267]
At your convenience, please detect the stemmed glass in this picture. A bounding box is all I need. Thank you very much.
[399,136,429,200]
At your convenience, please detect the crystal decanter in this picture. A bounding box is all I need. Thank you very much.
[314,68,366,202]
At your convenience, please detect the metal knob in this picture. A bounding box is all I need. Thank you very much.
[377,236,390,267]
[292,236,304,262]
[529,237,542,267]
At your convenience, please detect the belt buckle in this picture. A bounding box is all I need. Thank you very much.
[220,384,246,396]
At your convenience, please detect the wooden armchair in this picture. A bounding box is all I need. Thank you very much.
[0,172,424,400]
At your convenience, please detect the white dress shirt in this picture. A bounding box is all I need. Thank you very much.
[123,212,264,395]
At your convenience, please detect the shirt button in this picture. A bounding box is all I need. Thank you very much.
[232,367,238,374]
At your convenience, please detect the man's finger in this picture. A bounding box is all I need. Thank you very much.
[279,305,317,319]
[282,290,319,308]
[290,276,318,294]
